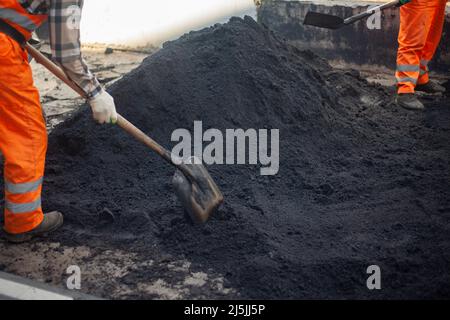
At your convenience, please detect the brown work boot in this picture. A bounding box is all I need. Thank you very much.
[415,81,446,94]
[395,93,425,111]
[4,211,64,244]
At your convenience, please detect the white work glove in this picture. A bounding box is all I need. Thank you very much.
[89,90,118,124]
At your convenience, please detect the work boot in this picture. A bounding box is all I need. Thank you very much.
[395,93,425,110]
[415,81,446,94]
[4,211,64,244]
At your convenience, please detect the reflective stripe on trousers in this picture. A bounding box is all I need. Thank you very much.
[420,59,429,76]
[395,64,419,88]
[5,177,43,214]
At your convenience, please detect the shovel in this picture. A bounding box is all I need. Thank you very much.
[303,0,411,30]
[26,43,224,223]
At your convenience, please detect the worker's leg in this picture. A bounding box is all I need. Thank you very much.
[0,33,46,234]
[396,0,430,94]
[417,0,447,85]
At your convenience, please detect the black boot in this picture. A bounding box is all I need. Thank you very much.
[415,81,446,94]
[395,93,425,110]
[4,211,64,243]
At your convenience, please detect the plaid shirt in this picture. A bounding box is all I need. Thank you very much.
[20,0,102,98]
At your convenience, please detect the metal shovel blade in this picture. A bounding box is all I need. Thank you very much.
[303,11,345,29]
[172,159,223,224]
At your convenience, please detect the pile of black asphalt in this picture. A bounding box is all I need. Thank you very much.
[7,16,450,299]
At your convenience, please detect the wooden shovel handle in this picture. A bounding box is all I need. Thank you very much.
[26,43,176,166]
[344,0,403,25]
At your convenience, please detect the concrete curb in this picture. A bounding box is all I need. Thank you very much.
[0,271,101,300]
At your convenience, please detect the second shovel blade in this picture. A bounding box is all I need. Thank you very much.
[303,11,344,29]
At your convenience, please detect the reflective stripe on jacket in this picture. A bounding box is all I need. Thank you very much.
[0,0,47,40]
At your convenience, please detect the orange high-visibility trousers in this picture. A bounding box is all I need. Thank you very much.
[396,0,447,94]
[0,33,46,234]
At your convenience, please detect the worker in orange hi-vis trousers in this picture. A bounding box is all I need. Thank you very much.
[395,0,447,110]
[0,0,117,243]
